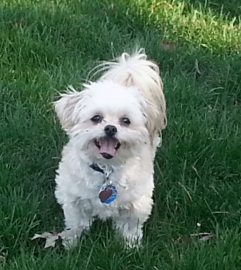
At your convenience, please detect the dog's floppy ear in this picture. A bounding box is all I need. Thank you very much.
[144,100,167,144]
[54,86,86,129]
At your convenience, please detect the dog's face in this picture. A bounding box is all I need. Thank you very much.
[55,81,151,164]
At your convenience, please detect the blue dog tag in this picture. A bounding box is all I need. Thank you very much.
[99,185,117,204]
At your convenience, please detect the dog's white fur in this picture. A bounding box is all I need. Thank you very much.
[54,49,166,247]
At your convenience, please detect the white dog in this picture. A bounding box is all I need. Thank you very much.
[54,49,166,248]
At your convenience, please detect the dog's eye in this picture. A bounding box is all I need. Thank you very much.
[91,115,103,123]
[121,117,131,125]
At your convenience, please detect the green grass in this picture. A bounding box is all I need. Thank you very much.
[1,0,241,269]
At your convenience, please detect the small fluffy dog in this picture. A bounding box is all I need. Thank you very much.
[54,49,166,247]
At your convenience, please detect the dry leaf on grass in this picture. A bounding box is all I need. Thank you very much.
[151,1,173,9]
[190,232,214,242]
[31,229,76,248]
[199,234,214,241]
[160,40,176,51]
[174,232,214,245]
[31,232,59,248]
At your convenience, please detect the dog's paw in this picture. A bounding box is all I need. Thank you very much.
[124,236,142,249]
[58,230,79,250]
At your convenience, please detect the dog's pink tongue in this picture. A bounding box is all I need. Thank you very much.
[99,138,117,157]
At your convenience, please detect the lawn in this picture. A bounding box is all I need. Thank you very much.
[0,0,241,269]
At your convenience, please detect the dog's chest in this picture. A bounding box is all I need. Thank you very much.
[87,168,126,192]
[76,167,128,202]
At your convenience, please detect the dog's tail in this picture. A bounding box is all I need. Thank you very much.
[95,49,166,141]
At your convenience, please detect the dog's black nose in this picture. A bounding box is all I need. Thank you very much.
[104,125,117,137]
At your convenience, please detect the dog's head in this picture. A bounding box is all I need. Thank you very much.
[54,81,151,164]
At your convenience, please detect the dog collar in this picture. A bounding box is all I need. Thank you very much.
[89,163,104,174]
[89,163,117,204]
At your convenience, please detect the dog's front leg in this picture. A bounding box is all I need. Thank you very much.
[61,201,93,248]
[114,215,144,248]
[114,197,153,248]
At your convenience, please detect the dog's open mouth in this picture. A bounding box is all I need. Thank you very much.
[94,137,121,159]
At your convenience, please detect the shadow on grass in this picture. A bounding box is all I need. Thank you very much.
[1,0,241,95]
[188,0,241,18]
